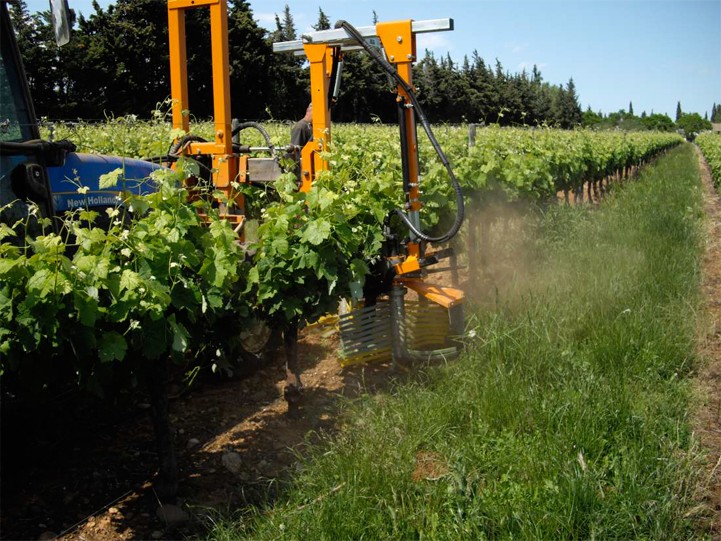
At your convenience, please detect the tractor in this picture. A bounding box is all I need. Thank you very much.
[0,0,161,231]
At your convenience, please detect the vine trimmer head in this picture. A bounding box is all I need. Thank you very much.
[339,281,464,367]
[275,18,466,367]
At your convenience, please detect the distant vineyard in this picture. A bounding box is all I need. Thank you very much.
[697,132,721,189]
[46,120,683,214]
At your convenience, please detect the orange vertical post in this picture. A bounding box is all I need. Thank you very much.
[377,20,420,212]
[377,20,422,260]
[207,0,239,212]
[167,0,242,219]
[167,4,189,133]
[300,43,334,192]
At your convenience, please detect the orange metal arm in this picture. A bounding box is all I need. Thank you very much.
[398,278,464,309]
[167,0,242,220]
[299,43,335,192]
[377,20,423,264]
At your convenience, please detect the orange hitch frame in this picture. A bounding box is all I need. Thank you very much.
[167,0,244,227]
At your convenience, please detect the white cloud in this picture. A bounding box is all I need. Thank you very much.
[255,12,277,30]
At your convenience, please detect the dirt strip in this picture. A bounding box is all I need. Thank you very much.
[694,146,721,535]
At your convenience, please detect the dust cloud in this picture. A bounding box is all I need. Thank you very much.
[449,197,546,311]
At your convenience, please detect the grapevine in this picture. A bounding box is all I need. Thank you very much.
[697,132,721,189]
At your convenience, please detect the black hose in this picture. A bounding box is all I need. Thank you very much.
[231,121,275,156]
[168,134,206,157]
[334,20,464,244]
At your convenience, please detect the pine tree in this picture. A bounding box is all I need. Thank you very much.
[313,7,330,31]
[226,0,273,119]
[266,5,306,119]
[281,4,296,41]
[554,78,582,128]
[271,14,283,41]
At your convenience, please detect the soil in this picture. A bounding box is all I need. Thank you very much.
[2,152,720,540]
[693,147,721,534]
[0,324,397,541]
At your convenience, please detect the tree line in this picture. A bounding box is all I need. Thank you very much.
[10,1,715,132]
[581,98,719,136]
[11,0,586,127]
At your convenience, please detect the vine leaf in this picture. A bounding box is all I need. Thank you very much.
[168,314,190,353]
[301,219,331,245]
[99,167,124,190]
[98,331,127,362]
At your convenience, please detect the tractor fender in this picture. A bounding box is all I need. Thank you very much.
[47,152,162,213]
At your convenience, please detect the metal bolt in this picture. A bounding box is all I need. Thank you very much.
[397,36,402,43]
[390,55,395,62]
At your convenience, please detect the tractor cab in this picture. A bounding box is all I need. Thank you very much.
[0,0,160,231]
[0,0,58,226]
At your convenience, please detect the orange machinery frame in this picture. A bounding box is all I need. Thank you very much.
[294,20,421,205]
[280,19,461,303]
[166,6,462,309]
[167,0,244,228]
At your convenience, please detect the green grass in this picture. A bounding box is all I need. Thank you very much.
[206,143,707,540]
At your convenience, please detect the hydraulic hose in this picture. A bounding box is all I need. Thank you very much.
[335,20,464,245]
[168,134,206,157]
[231,121,275,157]
[166,134,217,180]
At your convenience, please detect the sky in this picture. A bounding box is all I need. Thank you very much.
[24,0,721,119]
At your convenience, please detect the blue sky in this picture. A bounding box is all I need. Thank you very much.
[25,0,721,119]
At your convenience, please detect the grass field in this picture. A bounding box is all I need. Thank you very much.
[204,143,709,540]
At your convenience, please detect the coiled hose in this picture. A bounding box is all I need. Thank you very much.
[232,121,276,157]
[335,20,464,245]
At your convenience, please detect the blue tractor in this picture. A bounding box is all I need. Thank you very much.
[0,0,160,230]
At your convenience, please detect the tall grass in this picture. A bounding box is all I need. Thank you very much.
[209,144,706,539]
